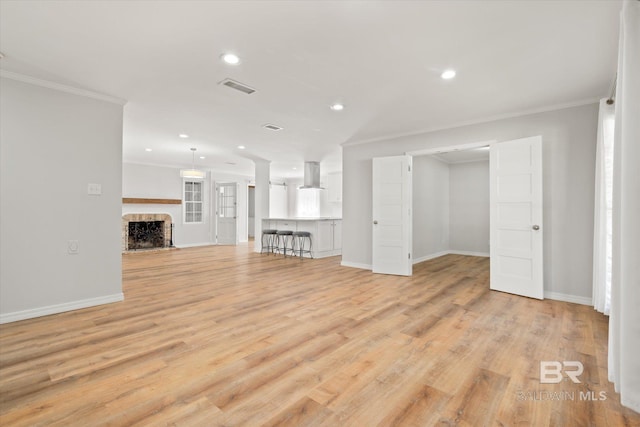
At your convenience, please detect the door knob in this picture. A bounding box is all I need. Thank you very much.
[532,225,540,230]
[373,220,378,225]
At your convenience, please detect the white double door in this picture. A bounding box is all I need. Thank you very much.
[372,136,543,300]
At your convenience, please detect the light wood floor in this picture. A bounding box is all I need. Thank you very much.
[1,244,639,426]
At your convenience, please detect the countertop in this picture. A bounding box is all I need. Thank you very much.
[264,217,342,221]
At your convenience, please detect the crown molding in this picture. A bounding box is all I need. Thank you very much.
[342,97,600,147]
[0,70,127,106]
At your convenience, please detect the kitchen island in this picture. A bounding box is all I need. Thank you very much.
[262,218,342,258]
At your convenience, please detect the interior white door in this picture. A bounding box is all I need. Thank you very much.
[372,155,412,276]
[490,136,543,299]
[216,182,238,245]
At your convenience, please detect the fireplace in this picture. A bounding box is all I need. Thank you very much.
[128,221,164,250]
[122,213,172,252]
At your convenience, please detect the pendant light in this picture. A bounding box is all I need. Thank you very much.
[180,147,205,180]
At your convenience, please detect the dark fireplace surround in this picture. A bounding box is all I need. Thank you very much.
[122,213,172,252]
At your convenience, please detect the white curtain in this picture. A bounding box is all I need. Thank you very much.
[608,0,640,413]
[592,99,615,315]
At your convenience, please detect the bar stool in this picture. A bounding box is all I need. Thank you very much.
[275,230,294,256]
[261,229,278,254]
[292,231,313,259]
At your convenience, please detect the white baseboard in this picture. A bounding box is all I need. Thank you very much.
[340,261,372,270]
[413,251,450,264]
[544,291,592,306]
[412,250,489,264]
[175,242,214,248]
[0,293,124,324]
[448,250,490,257]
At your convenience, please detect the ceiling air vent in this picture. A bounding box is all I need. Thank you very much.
[219,78,256,95]
[263,123,283,131]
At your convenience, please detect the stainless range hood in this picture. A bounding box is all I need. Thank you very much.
[299,161,325,189]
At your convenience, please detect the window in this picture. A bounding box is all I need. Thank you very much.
[593,104,615,315]
[217,184,236,218]
[184,180,203,223]
[602,115,615,312]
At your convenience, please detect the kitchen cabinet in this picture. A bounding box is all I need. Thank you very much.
[333,220,342,250]
[261,218,342,258]
[276,220,295,231]
[315,221,335,252]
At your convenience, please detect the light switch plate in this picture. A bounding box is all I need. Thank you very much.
[88,183,102,195]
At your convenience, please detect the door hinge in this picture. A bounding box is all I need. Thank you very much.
[408,165,411,172]
[408,253,411,259]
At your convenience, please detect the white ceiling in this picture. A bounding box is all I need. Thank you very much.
[0,0,621,179]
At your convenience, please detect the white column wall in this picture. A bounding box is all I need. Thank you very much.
[1,76,124,323]
[254,160,270,252]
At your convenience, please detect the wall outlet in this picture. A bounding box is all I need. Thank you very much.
[88,183,102,195]
[68,240,79,254]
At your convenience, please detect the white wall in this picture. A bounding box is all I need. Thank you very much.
[449,160,490,254]
[413,155,450,261]
[343,103,598,300]
[122,163,251,246]
[0,76,124,323]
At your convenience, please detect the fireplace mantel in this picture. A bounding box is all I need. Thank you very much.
[122,198,181,205]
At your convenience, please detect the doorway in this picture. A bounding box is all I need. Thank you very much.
[216,182,238,245]
[248,185,255,239]
[413,146,491,262]
[374,137,544,300]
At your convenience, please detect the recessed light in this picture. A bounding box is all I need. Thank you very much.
[330,103,344,111]
[145,148,152,152]
[237,145,246,150]
[199,156,206,159]
[179,134,189,138]
[292,167,297,170]
[221,53,240,65]
[441,69,456,80]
